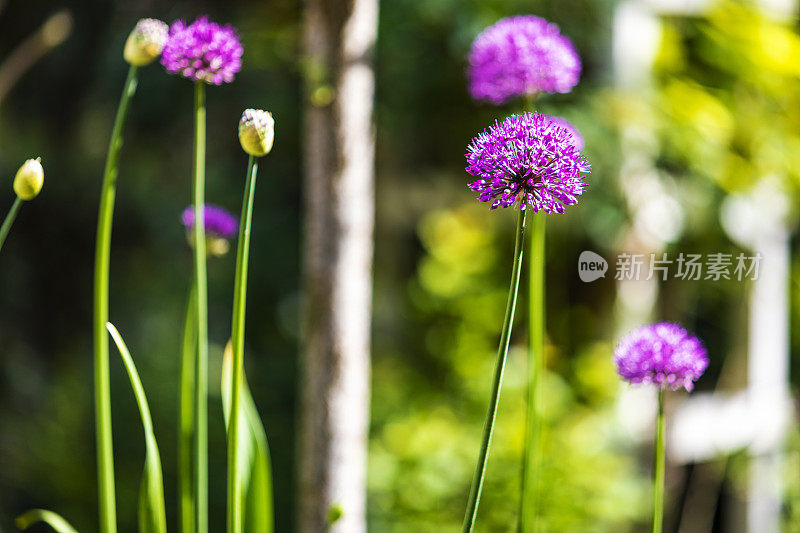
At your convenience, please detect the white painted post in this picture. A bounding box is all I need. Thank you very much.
[723,180,793,533]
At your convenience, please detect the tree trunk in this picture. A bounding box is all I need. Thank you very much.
[299,0,377,531]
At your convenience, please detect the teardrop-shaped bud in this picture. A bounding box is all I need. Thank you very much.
[124,18,168,66]
[238,109,274,157]
[13,158,43,200]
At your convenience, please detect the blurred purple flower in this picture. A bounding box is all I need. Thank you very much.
[467,15,581,105]
[161,16,242,85]
[181,205,238,239]
[546,115,584,150]
[466,112,590,213]
[615,323,708,392]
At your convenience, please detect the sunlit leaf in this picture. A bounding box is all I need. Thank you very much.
[107,323,167,533]
[221,340,274,533]
[15,509,79,533]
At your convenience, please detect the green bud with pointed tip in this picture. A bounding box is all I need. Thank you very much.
[124,18,168,67]
[238,108,274,157]
[14,158,43,200]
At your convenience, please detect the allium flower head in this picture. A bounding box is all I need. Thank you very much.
[466,112,590,213]
[615,323,708,392]
[468,15,581,104]
[239,109,274,157]
[124,18,168,66]
[161,16,242,85]
[14,158,43,200]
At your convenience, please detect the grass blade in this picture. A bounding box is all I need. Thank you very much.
[15,509,79,533]
[106,322,167,533]
[179,287,197,533]
[221,340,274,533]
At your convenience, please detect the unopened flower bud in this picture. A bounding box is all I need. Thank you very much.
[14,158,43,200]
[238,109,274,157]
[124,18,168,66]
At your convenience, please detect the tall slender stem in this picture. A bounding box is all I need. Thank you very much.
[652,389,666,533]
[521,212,546,532]
[462,208,527,533]
[0,196,23,253]
[227,155,258,533]
[92,63,138,533]
[179,286,197,533]
[192,81,209,533]
[523,94,537,113]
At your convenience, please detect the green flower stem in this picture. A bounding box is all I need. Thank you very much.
[652,389,666,533]
[192,81,209,533]
[462,208,527,533]
[521,212,546,532]
[92,63,139,533]
[180,286,197,533]
[227,154,259,533]
[524,93,538,113]
[0,196,23,253]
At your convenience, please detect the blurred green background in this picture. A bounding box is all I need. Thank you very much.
[0,0,798,531]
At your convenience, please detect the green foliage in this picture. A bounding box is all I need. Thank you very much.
[15,509,79,533]
[785,427,800,531]
[369,206,648,531]
[619,0,800,198]
[106,323,166,533]
[221,341,274,533]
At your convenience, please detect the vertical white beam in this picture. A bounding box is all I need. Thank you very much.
[745,184,792,533]
[613,1,661,87]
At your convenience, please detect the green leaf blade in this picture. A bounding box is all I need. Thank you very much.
[15,509,79,533]
[221,340,274,533]
[106,322,167,533]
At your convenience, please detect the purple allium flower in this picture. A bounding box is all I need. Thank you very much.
[466,112,590,213]
[181,205,238,239]
[467,15,581,105]
[615,323,708,392]
[161,16,242,85]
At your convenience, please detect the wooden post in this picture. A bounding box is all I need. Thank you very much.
[299,0,378,531]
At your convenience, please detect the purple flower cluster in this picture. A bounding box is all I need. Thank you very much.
[466,112,590,213]
[161,16,242,85]
[467,15,581,104]
[615,323,708,392]
[181,205,238,239]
